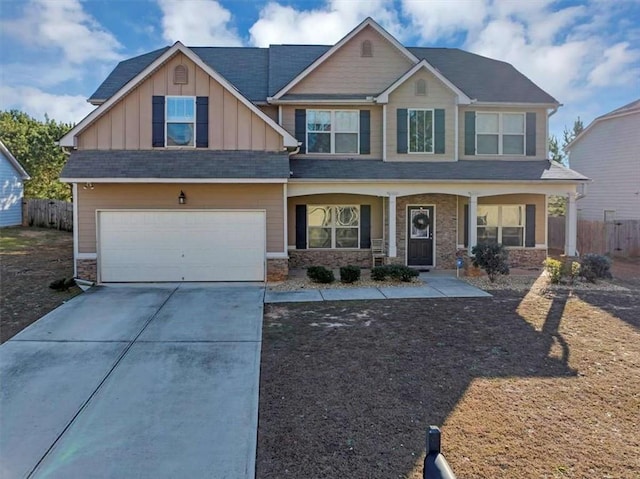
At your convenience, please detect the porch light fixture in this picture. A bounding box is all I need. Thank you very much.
[83,182,94,190]
[178,190,186,204]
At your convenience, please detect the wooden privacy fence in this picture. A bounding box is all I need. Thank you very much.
[548,216,640,257]
[25,199,73,231]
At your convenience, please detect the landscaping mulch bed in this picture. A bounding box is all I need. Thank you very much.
[0,227,80,342]
[257,280,640,478]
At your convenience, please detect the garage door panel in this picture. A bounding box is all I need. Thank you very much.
[99,211,265,282]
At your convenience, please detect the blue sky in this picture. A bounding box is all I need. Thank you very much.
[1,0,639,144]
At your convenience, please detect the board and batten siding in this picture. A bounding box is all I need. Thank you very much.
[458,106,548,160]
[569,112,640,221]
[286,194,384,247]
[457,194,546,246]
[77,184,285,254]
[288,25,413,95]
[76,52,282,151]
[386,69,457,161]
[281,105,382,159]
[0,153,25,227]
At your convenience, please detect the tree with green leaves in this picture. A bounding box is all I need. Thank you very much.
[548,117,585,216]
[0,110,73,201]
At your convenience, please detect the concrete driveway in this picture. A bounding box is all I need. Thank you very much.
[0,283,264,479]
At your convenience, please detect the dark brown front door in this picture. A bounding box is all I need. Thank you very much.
[407,206,434,266]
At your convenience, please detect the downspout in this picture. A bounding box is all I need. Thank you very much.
[382,103,387,161]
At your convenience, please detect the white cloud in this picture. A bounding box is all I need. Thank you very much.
[1,0,122,64]
[0,86,95,125]
[157,0,242,46]
[588,42,640,87]
[249,0,404,47]
[401,0,488,41]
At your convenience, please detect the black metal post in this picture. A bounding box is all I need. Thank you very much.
[424,426,457,479]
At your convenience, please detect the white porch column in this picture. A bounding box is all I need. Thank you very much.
[565,191,578,256]
[468,193,478,254]
[388,192,397,257]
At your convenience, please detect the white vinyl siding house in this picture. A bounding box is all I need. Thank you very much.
[0,141,29,227]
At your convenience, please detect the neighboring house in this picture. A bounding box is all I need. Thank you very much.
[566,99,640,222]
[0,140,30,227]
[59,18,587,283]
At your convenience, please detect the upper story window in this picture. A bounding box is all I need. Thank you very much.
[307,110,359,154]
[361,40,373,57]
[476,112,525,155]
[166,96,195,147]
[415,79,427,96]
[477,204,525,247]
[408,109,433,153]
[308,205,360,249]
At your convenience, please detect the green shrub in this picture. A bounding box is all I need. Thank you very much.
[568,261,581,284]
[580,254,612,283]
[339,265,361,283]
[370,265,419,282]
[306,266,335,284]
[544,258,563,284]
[471,243,510,283]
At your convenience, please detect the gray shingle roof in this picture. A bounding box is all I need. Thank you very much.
[60,150,290,179]
[290,159,588,181]
[88,43,556,105]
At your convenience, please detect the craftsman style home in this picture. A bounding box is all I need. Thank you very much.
[60,18,587,283]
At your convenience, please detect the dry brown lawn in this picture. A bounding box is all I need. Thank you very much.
[0,227,80,342]
[257,271,640,478]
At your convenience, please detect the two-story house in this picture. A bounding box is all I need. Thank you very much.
[59,18,587,283]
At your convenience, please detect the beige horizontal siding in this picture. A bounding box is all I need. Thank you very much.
[386,69,457,161]
[457,194,546,245]
[281,104,383,159]
[77,52,282,151]
[287,194,383,247]
[289,25,413,95]
[458,106,548,161]
[78,184,284,253]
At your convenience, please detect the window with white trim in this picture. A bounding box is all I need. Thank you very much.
[306,110,359,154]
[166,96,195,147]
[308,205,360,249]
[477,205,525,247]
[408,109,433,153]
[476,112,525,155]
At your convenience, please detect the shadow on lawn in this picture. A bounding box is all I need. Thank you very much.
[257,291,577,479]
[572,288,640,331]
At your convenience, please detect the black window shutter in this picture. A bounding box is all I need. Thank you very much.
[359,110,371,154]
[397,109,408,153]
[295,205,307,249]
[295,109,306,154]
[526,112,536,156]
[360,205,371,248]
[195,97,208,148]
[434,108,445,154]
[525,204,536,247]
[464,111,475,156]
[464,204,469,247]
[152,96,165,147]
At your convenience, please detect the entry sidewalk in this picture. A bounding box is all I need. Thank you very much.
[264,274,491,303]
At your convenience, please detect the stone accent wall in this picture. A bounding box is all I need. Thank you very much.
[77,259,97,282]
[267,258,288,282]
[393,194,458,269]
[289,249,371,269]
[456,247,547,268]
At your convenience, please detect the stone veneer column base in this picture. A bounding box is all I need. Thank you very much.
[76,259,97,282]
[267,258,289,282]
[288,250,371,269]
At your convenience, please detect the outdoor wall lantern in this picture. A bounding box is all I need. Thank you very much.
[178,190,186,204]
[83,182,94,190]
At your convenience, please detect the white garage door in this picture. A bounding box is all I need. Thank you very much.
[98,210,265,282]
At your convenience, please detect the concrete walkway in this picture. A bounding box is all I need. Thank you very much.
[0,283,264,479]
[264,274,491,303]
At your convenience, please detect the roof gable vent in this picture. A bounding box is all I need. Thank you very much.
[415,78,427,96]
[173,64,188,85]
[361,40,373,57]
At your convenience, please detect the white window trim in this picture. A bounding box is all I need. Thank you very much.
[165,95,196,148]
[307,204,360,249]
[306,110,360,155]
[475,112,526,156]
[477,204,527,248]
[407,108,434,154]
